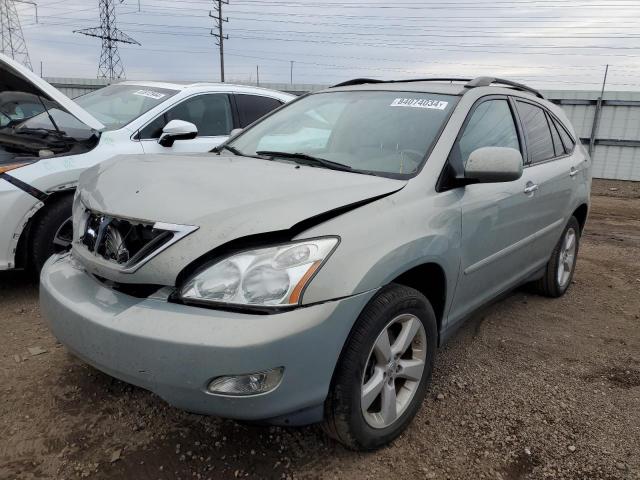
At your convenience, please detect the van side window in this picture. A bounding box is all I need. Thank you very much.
[456,99,520,170]
[516,101,555,163]
[140,94,233,139]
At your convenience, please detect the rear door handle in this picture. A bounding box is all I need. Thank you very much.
[569,167,578,177]
[524,183,539,194]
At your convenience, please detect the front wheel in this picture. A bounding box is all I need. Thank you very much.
[533,216,581,297]
[29,194,74,275]
[323,284,437,450]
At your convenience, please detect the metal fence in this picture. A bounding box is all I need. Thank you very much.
[544,89,640,181]
[46,78,640,181]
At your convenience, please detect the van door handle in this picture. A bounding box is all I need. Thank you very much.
[524,183,539,194]
[569,167,578,177]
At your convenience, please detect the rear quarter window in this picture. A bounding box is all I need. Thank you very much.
[552,116,576,153]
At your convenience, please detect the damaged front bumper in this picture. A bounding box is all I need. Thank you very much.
[40,253,375,425]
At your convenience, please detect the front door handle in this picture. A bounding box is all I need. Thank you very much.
[524,183,539,194]
[569,166,578,177]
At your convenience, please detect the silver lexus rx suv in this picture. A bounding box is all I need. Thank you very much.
[40,77,591,450]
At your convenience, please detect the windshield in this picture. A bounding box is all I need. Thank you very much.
[75,85,178,130]
[17,84,178,135]
[229,90,457,177]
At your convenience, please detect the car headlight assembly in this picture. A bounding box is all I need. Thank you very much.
[180,237,339,308]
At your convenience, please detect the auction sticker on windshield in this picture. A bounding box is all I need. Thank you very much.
[390,98,448,110]
[133,90,166,100]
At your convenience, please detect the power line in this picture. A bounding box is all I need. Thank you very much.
[148,0,640,7]
[24,13,640,36]
[118,4,640,22]
[37,36,639,74]
[231,0,640,8]
[24,19,640,48]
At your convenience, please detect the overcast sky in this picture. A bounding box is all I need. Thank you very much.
[15,0,640,90]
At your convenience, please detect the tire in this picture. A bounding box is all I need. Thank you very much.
[29,194,74,275]
[532,216,580,298]
[323,284,438,450]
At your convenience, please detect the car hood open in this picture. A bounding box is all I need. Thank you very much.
[0,52,104,131]
[75,153,406,285]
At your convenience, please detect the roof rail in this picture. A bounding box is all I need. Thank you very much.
[331,78,384,88]
[330,77,544,99]
[464,76,544,99]
[330,77,472,88]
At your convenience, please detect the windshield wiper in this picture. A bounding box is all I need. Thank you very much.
[213,144,243,155]
[255,151,353,172]
[213,144,267,160]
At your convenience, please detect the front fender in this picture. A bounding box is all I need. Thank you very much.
[298,188,462,316]
[0,178,42,269]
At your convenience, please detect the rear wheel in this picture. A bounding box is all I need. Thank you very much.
[323,284,437,450]
[533,216,580,297]
[29,194,74,275]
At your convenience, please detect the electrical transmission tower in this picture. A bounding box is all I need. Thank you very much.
[210,0,228,82]
[0,0,36,69]
[74,0,140,80]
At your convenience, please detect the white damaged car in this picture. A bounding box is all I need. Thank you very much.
[0,53,293,273]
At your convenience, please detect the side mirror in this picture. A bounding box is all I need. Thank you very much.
[158,119,198,147]
[229,128,243,137]
[464,147,523,183]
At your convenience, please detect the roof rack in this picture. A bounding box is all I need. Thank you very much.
[464,76,544,99]
[330,76,544,99]
[330,77,472,88]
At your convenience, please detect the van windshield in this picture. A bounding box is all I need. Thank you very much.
[228,90,457,178]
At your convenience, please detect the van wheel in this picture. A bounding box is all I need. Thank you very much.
[323,284,437,450]
[29,194,74,275]
[533,216,580,298]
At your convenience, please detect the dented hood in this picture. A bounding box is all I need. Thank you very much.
[76,153,406,284]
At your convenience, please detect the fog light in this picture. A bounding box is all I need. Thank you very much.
[207,367,284,396]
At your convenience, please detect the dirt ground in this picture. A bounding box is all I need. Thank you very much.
[1,179,639,480]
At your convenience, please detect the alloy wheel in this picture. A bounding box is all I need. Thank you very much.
[361,313,427,429]
[557,227,577,288]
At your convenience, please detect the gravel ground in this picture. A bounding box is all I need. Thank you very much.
[1,179,639,480]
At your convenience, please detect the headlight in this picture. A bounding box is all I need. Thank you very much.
[180,237,339,307]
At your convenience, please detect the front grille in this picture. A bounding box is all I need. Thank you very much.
[80,211,174,268]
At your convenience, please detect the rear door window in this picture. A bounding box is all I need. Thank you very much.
[140,94,233,139]
[235,94,283,127]
[516,101,555,163]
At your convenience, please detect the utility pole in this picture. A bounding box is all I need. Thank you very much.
[1,0,37,69]
[290,60,293,85]
[74,0,140,80]
[256,64,259,86]
[210,0,228,82]
[589,64,609,157]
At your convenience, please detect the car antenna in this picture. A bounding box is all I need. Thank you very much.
[36,95,64,135]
